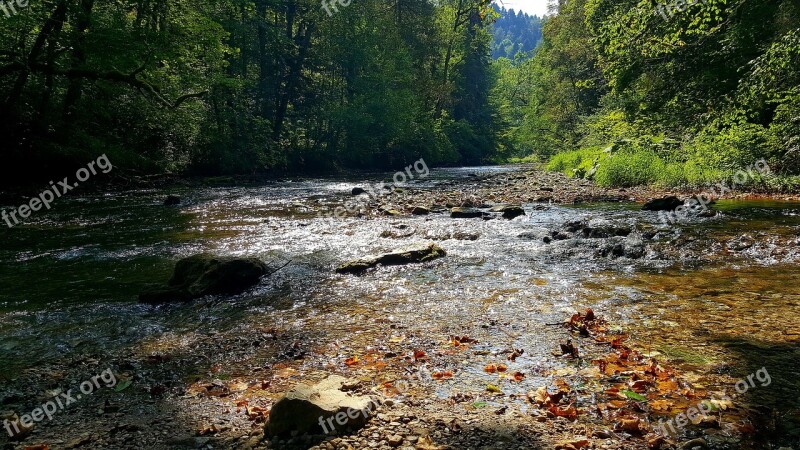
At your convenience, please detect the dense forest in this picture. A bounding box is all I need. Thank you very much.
[490,6,543,60]
[1,0,799,188]
[0,0,500,186]
[513,0,800,187]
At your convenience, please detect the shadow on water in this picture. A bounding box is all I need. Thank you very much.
[711,336,800,449]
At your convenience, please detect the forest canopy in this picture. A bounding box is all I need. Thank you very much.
[1,0,798,188]
[515,0,800,187]
[0,0,502,185]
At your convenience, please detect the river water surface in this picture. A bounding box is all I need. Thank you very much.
[1,167,798,449]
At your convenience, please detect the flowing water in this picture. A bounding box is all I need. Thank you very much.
[1,167,799,447]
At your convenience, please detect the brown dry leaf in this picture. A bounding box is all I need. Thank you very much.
[344,356,359,366]
[496,363,508,373]
[630,379,650,393]
[413,350,427,361]
[606,399,628,409]
[228,381,249,392]
[197,424,220,436]
[615,417,643,434]
[708,398,734,410]
[555,378,571,393]
[416,435,444,450]
[432,371,453,380]
[559,340,579,358]
[646,435,666,450]
[23,447,48,450]
[656,379,678,393]
[529,386,551,406]
[555,440,590,450]
[513,371,525,381]
[507,348,524,361]
[548,404,578,420]
[650,399,673,412]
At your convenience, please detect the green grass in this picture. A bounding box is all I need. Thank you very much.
[545,145,778,189]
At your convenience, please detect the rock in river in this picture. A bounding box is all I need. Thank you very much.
[642,196,683,211]
[450,207,489,219]
[139,254,268,303]
[164,195,181,206]
[489,204,526,219]
[267,375,377,436]
[336,243,445,274]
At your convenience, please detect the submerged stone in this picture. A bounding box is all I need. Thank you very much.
[139,254,268,303]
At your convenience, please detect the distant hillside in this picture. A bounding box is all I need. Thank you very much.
[491,5,544,59]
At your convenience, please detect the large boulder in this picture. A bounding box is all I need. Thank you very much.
[336,243,445,274]
[267,375,377,437]
[642,196,683,211]
[140,254,268,304]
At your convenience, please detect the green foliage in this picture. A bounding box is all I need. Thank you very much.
[0,0,501,184]
[529,0,800,187]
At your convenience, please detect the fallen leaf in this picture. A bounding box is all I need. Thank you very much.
[615,417,643,434]
[555,439,589,450]
[432,371,453,380]
[416,435,444,450]
[114,380,133,392]
[344,356,359,366]
[507,348,524,361]
[486,384,503,394]
[548,404,578,420]
[621,390,647,402]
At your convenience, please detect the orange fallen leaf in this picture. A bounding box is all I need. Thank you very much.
[513,371,525,381]
[484,364,497,373]
[548,404,578,420]
[344,356,359,366]
[496,363,508,372]
[555,439,590,450]
[432,371,453,380]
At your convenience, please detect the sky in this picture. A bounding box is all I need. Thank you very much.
[496,0,552,17]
